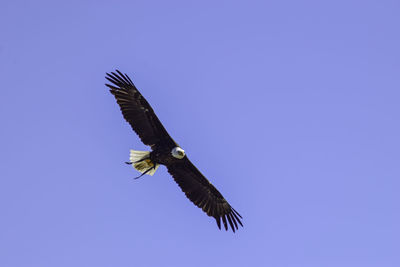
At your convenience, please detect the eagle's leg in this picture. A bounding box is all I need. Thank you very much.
[126,157,151,165]
[133,165,156,180]
[125,157,150,165]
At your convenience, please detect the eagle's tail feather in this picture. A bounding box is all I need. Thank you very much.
[129,149,159,176]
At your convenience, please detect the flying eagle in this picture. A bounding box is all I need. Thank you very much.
[105,70,243,232]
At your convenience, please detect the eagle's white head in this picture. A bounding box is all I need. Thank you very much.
[171,147,185,159]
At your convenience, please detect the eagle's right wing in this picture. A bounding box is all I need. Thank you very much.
[105,70,175,149]
[167,157,243,232]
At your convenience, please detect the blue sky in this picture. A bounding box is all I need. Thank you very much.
[1,0,399,266]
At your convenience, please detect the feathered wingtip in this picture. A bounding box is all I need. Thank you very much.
[215,207,243,233]
[105,70,136,92]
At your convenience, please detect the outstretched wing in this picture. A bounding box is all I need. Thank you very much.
[105,70,175,149]
[167,157,243,232]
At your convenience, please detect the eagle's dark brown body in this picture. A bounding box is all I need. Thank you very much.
[151,146,179,165]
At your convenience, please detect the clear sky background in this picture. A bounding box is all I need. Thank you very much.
[1,0,399,266]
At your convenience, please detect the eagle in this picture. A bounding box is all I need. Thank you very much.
[105,70,243,232]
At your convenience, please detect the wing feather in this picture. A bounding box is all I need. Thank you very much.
[105,70,175,148]
[167,157,243,232]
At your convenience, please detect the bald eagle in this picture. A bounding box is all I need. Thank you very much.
[105,70,243,232]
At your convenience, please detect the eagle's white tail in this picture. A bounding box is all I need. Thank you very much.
[129,149,159,176]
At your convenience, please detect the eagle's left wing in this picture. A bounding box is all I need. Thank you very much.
[167,157,243,232]
[105,70,176,149]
